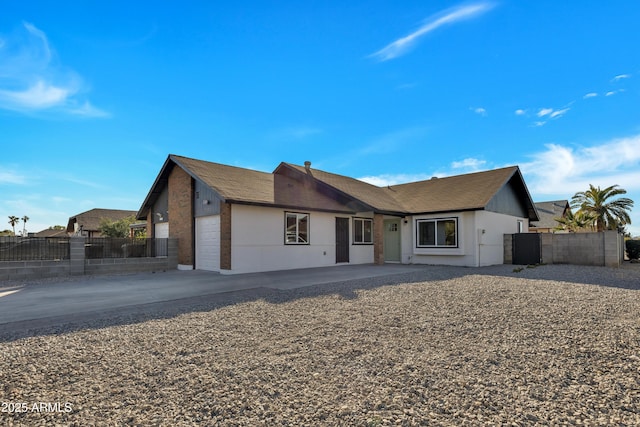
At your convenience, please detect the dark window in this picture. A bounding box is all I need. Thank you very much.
[353,218,373,244]
[285,212,309,244]
[416,218,457,247]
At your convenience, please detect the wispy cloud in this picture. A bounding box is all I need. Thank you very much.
[357,157,487,186]
[451,157,486,170]
[521,134,640,196]
[0,169,26,185]
[605,89,625,97]
[537,108,553,117]
[0,22,108,117]
[358,173,435,187]
[268,126,323,142]
[531,107,570,126]
[358,126,429,156]
[369,2,495,61]
[471,107,487,116]
[518,71,633,127]
[521,134,640,234]
[612,74,631,82]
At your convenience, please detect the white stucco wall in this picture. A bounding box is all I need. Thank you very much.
[227,205,374,274]
[475,210,528,266]
[403,210,528,267]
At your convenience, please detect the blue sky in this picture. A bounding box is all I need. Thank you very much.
[1,1,639,235]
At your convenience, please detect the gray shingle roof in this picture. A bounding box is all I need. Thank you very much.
[139,155,538,220]
[283,163,403,213]
[531,200,570,229]
[386,166,521,213]
[284,163,526,215]
[171,155,274,204]
[67,208,137,233]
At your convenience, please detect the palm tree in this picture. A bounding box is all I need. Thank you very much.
[8,215,19,236]
[570,184,634,232]
[554,209,595,232]
[21,215,29,236]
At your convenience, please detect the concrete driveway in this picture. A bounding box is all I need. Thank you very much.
[0,264,422,326]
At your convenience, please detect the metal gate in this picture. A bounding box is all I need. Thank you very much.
[512,233,541,265]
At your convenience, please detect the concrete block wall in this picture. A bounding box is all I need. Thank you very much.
[503,234,513,264]
[552,233,604,266]
[0,260,70,281]
[85,257,171,275]
[167,238,179,270]
[0,238,179,282]
[540,233,553,264]
[504,231,622,267]
[70,237,86,275]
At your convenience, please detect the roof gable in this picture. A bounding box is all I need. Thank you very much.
[171,155,274,204]
[139,155,539,221]
[278,163,404,214]
[531,200,570,228]
[385,167,518,213]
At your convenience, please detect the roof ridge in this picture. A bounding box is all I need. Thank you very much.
[171,154,272,175]
[388,165,519,188]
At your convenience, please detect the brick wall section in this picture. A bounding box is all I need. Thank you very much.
[220,202,232,270]
[146,208,153,237]
[373,213,384,265]
[168,166,194,267]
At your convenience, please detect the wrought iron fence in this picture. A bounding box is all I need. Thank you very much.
[85,238,168,259]
[0,237,71,261]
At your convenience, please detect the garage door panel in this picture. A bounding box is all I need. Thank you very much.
[196,216,220,271]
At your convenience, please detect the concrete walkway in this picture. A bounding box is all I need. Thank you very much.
[0,264,423,326]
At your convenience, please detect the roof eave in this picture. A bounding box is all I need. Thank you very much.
[136,155,175,220]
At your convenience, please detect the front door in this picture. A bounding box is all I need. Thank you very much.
[384,219,401,262]
[335,217,350,263]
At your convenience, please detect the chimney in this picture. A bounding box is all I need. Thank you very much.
[304,161,311,173]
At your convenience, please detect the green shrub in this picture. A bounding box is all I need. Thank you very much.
[626,240,640,260]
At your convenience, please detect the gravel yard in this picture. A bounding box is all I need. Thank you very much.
[1,264,639,426]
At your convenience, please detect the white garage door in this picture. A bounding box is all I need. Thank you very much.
[196,215,220,271]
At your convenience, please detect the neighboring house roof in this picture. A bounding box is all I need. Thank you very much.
[66,208,138,233]
[34,228,67,237]
[138,154,539,221]
[530,200,570,229]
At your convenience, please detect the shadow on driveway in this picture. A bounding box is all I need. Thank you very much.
[1,263,638,342]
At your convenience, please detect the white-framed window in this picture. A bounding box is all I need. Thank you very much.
[285,212,309,244]
[416,218,458,248]
[353,217,373,244]
[517,220,524,233]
